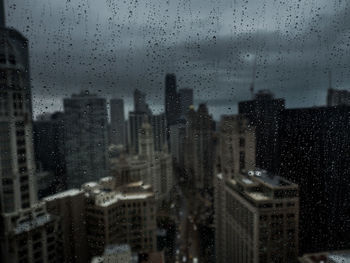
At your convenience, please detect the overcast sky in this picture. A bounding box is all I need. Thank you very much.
[5,0,350,119]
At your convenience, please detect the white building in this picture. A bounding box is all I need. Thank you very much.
[111,121,174,203]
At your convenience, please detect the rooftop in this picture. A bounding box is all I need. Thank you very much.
[44,189,82,202]
[246,170,295,188]
[300,250,350,263]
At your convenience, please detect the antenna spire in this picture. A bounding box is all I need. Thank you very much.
[249,55,257,99]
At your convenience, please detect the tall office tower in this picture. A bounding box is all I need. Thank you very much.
[169,118,186,167]
[239,90,285,173]
[134,89,151,115]
[44,189,88,263]
[327,88,350,106]
[82,178,157,258]
[278,106,350,254]
[178,88,193,117]
[150,113,167,152]
[215,170,299,263]
[128,111,148,154]
[214,114,256,262]
[34,111,66,193]
[184,104,215,190]
[215,115,256,179]
[110,98,125,146]
[0,6,61,262]
[165,73,180,128]
[63,91,109,188]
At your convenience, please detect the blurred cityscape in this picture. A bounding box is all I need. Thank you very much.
[1,0,350,262]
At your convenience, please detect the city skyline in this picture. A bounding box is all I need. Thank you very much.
[4,0,350,119]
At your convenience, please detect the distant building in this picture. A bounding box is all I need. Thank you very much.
[63,91,109,188]
[111,121,174,202]
[134,89,151,115]
[82,178,157,257]
[278,106,350,254]
[36,170,56,199]
[184,104,215,190]
[1,10,61,262]
[169,119,187,167]
[178,88,193,117]
[44,189,88,263]
[128,111,148,154]
[299,250,350,263]
[150,113,167,152]
[239,90,285,173]
[327,88,350,107]
[215,115,256,179]
[215,170,299,263]
[33,111,66,192]
[110,98,125,146]
[91,244,134,263]
[165,73,180,128]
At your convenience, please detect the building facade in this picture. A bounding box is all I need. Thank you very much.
[184,104,215,190]
[239,90,285,173]
[44,189,88,263]
[0,9,61,262]
[63,91,109,188]
[82,178,157,258]
[215,171,299,263]
[178,88,193,118]
[110,98,125,147]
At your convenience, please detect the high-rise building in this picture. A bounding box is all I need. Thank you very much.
[44,189,88,263]
[134,89,151,115]
[184,104,215,190]
[1,7,61,262]
[327,88,350,107]
[215,170,299,263]
[110,98,125,146]
[215,115,256,179]
[63,91,109,188]
[82,178,157,258]
[178,88,193,118]
[150,113,167,152]
[278,106,350,254]
[165,73,180,128]
[128,112,148,154]
[169,118,186,167]
[33,111,66,192]
[112,121,174,202]
[239,90,285,173]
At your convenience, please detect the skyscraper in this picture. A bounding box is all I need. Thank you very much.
[239,90,285,173]
[128,111,148,154]
[184,104,215,190]
[178,88,193,118]
[110,98,125,146]
[134,88,151,115]
[165,73,180,127]
[63,91,109,188]
[33,111,66,192]
[150,113,167,152]
[1,5,61,261]
[278,106,350,254]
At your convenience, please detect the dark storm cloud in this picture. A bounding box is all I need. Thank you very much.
[5,0,350,119]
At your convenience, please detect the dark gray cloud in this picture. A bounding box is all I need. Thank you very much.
[5,0,350,119]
